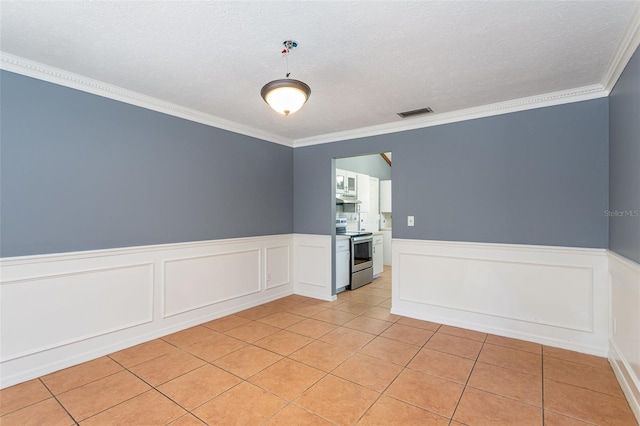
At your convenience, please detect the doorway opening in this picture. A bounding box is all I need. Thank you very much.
[333,152,392,299]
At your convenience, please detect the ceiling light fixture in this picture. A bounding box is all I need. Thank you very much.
[261,40,311,116]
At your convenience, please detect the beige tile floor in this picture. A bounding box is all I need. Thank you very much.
[1,267,637,425]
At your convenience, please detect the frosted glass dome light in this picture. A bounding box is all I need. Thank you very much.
[261,79,311,116]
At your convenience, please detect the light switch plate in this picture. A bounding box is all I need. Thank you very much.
[408,216,414,226]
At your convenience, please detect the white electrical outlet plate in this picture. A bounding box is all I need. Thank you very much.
[408,216,414,226]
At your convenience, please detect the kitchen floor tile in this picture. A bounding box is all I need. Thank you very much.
[424,333,483,360]
[360,336,420,366]
[543,346,611,370]
[263,404,334,425]
[212,345,282,379]
[0,379,51,416]
[157,364,241,410]
[384,369,464,418]
[380,323,434,346]
[544,356,624,398]
[181,331,247,362]
[168,413,207,425]
[377,299,392,308]
[331,300,373,315]
[295,374,379,425]
[235,304,281,320]
[254,329,314,356]
[361,306,402,322]
[80,390,185,425]
[359,395,450,426]
[201,314,251,332]
[332,353,403,392]
[312,308,358,325]
[543,410,596,425]
[290,340,355,372]
[249,359,325,400]
[285,318,337,339]
[287,303,328,317]
[223,320,280,343]
[40,356,123,395]
[348,293,389,306]
[543,379,637,425]
[56,370,149,421]
[343,316,393,335]
[0,398,75,426]
[467,361,542,406]
[128,348,205,386]
[161,325,216,348]
[396,317,441,331]
[319,326,376,350]
[407,348,475,384]
[437,325,487,342]
[193,382,287,425]
[485,334,542,354]
[256,311,306,328]
[108,339,175,368]
[477,343,542,375]
[452,387,542,425]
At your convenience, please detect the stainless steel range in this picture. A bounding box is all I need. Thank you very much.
[336,218,374,290]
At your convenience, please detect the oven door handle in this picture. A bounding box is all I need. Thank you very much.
[351,236,373,243]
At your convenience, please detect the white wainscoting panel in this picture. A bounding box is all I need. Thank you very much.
[0,234,294,389]
[293,234,334,301]
[392,239,609,356]
[1,263,153,361]
[266,245,290,289]
[163,249,261,317]
[609,251,640,423]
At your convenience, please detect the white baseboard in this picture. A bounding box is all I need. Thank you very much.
[0,235,294,389]
[391,239,610,356]
[608,251,640,423]
[293,234,335,301]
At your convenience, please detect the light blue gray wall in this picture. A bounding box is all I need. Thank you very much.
[336,153,391,180]
[294,99,609,248]
[609,46,640,264]
[0,71,293,257]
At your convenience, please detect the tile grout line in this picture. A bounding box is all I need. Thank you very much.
[37,378,81,426]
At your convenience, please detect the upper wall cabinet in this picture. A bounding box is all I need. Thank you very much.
[357,173,370,212]
[336,168,357,196]
[380,180,392,212]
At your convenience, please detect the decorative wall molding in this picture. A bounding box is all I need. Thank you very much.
[391,239,610,356]
[293,85,608,147]
[0,234,294,389]
[602,2,640,92]
[608,251,640,423]
[0,52,292,147]
[293,234,335,301]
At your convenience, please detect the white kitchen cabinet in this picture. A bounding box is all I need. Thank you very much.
[382,229,392,265]
[380,180,392,212]
[373,234,383,277]
[336,168,357,196]
[356,173,370,212]
[368,177,379,231]
[336,237,350,292]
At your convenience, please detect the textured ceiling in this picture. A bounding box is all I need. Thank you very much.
[1,1,639,144]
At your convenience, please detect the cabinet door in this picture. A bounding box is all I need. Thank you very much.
[368,177,379,230]
[357,173,370,212]
[373,236,383,276]
[380,180,392,212]
[336,168,346,194]
[346,173,357,194]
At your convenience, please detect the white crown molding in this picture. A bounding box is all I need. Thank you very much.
[293,84,608,147]
[0,52,294,147]
[602,1,640,93]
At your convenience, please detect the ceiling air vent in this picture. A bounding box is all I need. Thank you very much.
[397,107,433,119]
